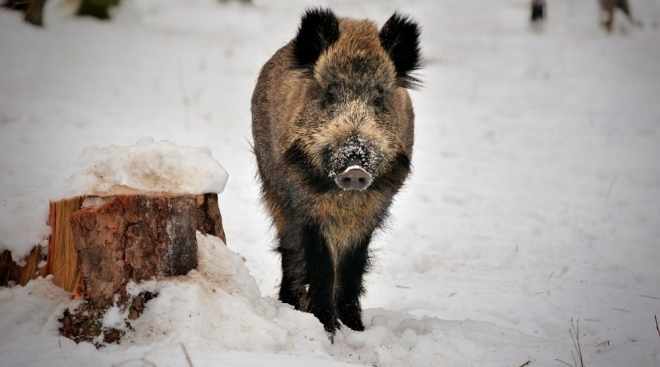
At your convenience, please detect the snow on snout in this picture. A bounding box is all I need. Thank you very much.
[327,135,383,179]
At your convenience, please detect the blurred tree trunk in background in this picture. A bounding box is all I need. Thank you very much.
[3,0,47,26]
[599,0,633,32]
[3,0,122,25]
[76,0,120,20]
[2,0,29,11]
[24,0,46,25]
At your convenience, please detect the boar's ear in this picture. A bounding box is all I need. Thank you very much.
[292,8,340,70]
[379,13,422,89]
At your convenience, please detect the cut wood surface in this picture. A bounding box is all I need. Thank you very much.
[0,192,225,305]
[48,197,85,293]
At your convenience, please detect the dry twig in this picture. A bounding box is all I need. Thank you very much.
[596,340,609,347]
[181,343,194,367]
[112,348,159,367]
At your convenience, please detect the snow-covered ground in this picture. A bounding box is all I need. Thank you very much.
[1,0,659,366]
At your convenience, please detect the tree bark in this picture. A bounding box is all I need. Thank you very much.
[0,193,225,307]
[72,195,197,308]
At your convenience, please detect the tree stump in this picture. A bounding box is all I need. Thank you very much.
[2,190,225,344]
[1,192,225,307]
[71,193,225,308]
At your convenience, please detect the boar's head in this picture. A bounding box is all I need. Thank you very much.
[285,8,421,192]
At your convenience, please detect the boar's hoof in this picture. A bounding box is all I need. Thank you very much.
[335,166,372,190]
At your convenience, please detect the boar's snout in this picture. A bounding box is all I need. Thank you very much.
[336,165,373,190]
[326,135,382,191]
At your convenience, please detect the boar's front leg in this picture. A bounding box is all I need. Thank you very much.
[335,235,371,332]
[301,224,338,337]
[278,244,306,311]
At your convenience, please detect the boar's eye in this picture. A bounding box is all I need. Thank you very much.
[323,88,339,107]
[371,88,385,109]
[372,95,384,108]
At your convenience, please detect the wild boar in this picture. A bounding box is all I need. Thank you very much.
[251,8,421,339]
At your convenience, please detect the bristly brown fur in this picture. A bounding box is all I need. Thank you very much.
[251,8,421,339]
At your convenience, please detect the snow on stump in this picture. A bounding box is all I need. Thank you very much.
[0,138,229,344]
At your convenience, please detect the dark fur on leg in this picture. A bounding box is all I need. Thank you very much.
[335,236,372,331]
[277,246,305,310]
[301,224,337,335]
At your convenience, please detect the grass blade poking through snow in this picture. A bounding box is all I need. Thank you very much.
[556,319,585,367]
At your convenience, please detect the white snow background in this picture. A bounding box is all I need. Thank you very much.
[1,0,659,366]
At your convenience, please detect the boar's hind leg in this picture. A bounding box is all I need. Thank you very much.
[336,236,371,332]
[301,224,338,336]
